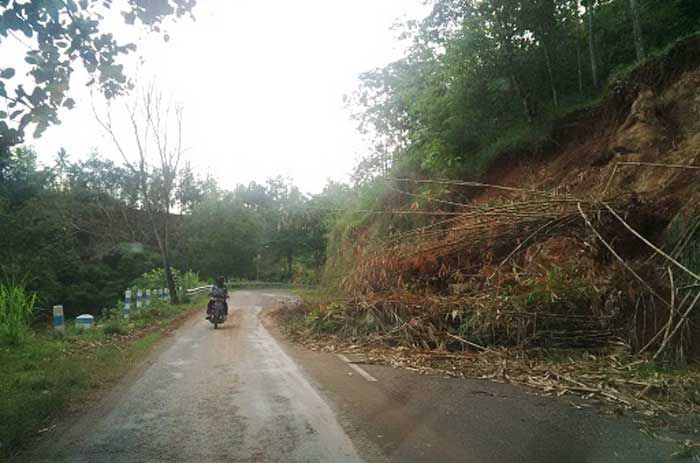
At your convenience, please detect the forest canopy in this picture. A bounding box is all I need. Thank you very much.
[350,0,700,181]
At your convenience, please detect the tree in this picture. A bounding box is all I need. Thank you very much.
[0,0,196,155]
[628,0,645,60]
[264,177,309,281]
[184,194,263,279]
[584,0,599,89]
[95,86,185,303]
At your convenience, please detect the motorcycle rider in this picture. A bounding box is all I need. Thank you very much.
[206,275,229,320]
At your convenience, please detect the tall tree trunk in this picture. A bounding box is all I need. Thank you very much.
[510,71,534,124]
[576,20,584,98]
[542,42,559,109]
[587,3,599,89]
[162,210,179,304]
[629,0,645,60]
[145,209,179,305]
[286,252,293,283]
[141,174,179,305]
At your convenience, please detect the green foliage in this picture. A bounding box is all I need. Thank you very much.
[0,279,37,346]
[183,177,339,284]
[304,303,346,334]
[101,319,129,336]
[350,0,700,182]
[0,145,337,318]
[131,268,202,292]
[0,0,196,150]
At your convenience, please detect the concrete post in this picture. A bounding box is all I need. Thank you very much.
[136,289,143,311]
[124,290,131,319]
[53,305,65,333]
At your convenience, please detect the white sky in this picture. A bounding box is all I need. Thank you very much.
[18,0,429,194]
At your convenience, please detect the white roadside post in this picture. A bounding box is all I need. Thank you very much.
[76,314,94,331]
[53,305,65,334]
[165,288,170,301]
[136,289,143,311]
[145,289,151,306]
[124,290,131,319]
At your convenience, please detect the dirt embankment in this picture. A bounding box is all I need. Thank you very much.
[331,35,700,362]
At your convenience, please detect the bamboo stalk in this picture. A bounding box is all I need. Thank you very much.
[601,161,700,198]
[653,291,700,361]
[390,177,579,199]
[578,203,670,308]
[604,203,700,283]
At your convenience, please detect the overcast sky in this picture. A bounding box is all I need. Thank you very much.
[19,0,429,194]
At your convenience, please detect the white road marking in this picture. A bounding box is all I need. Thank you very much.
[336,354,378,383]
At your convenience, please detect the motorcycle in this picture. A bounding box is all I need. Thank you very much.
[207,290,228,329]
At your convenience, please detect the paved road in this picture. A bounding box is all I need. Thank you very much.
[21,290,674,463]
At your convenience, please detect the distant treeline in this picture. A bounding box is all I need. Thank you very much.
[0,147,347,316]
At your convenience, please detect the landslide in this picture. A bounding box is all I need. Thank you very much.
[324,35,700,363]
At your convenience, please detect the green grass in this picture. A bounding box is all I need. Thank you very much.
[0,280,37,346]
[0,296,205,459]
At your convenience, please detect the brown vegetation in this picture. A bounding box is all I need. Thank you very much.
[337,62,700,363]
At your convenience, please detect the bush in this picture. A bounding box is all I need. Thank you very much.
[130,268,204,295]
[0,279,37,345]
[102,319,129,336]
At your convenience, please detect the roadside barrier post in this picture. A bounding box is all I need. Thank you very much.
[124,290,131,319]
[53,305,65,334]
[76,314,94,331]
[136,289,143,311]
[165,288,170,301]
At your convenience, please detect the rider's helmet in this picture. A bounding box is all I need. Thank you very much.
[216,275,225,287]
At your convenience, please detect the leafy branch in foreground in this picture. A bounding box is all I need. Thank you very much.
[0,0,196,154]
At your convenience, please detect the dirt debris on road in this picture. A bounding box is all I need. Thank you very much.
[271,299,700,459]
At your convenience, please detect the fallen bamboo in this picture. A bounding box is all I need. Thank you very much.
[653,291,700,361]
[446,332,487,351]
[579,203,670,308]
[601,161,700,197]
[390,177,579,199]
[604,203,700,283]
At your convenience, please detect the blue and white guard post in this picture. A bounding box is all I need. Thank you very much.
[53,305,65,334]
[124,290,131,319]
[136,289,143,311]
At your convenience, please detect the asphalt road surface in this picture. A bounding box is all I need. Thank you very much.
[21,290,675,463]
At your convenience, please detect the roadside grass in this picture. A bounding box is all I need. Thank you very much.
[0,296,205,460]
[0,280,37,346]
[271,287,344,340]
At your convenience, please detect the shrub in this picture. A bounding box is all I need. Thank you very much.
[0,279,37,345]
[102,320,129,336]
[130,268,204,294]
